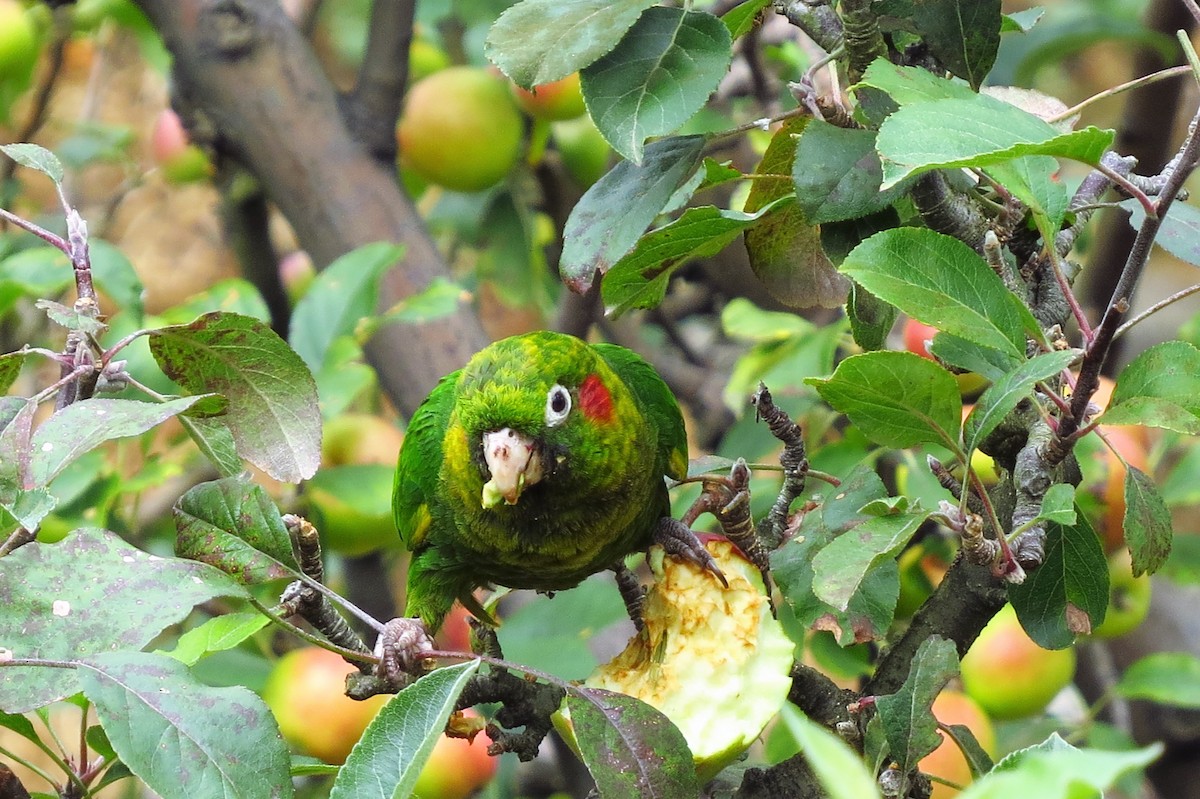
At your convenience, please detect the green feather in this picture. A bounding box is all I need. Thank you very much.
[393,332,688,632]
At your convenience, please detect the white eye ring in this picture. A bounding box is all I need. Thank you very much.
[545,384,571,426]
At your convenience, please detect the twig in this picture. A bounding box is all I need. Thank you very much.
[1048,65,1193,123]
[1114,283,1200,340]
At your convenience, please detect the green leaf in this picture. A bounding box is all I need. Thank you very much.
[80,652,293,799]
[0,709,39,747]
[910,0,1001,89]
[0,143,65,184]
[808,351,962,450]
[778,704,883,799]
[877,95,1114,188]
[1101,341,1200,433]
[485,0,657,88]
[27,396,211,488]
[793,120,913,224]
[720,296,813,342]
[961,734,1161,799]
[0,486,56,531]
[928,332,1016,382]
[841,228,1035,358]
[1008,515,1108,648]
[744,117,847,309]
[90,239,145,322]
[1038,484,1076,525]
[875,636,959,775]
[330,660,481,799]
[855,60,977,105]
[566,687,700,799]
[0,528,247,713]
[161,611,271,667]
[722,0,771,39]
[179,415,244,478]
[288,242,402,372]
[0,351,26,394]
[1002,8,1045,33]
[602,199,788,316]
[847,283,897,352]
[581,7,731,164]
[1115,653,1200,708]
[173,476,300,584]
[772,465,899,645]
[988,156,1068,242]
[148,311,321,483]
[377,276,467,327]
[1122,198,1200,268]
[156,278,272,325]
[561,135,706,293]
[963,349,1081,453]
[1123,467,1172,577]
[812,507,928,611]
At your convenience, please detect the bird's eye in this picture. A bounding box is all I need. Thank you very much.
[545,384,571,426]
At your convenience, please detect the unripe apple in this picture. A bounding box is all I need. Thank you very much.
[321,413,404,468]
[919,689,996,799]
[1091,549,1152,639]
[398,67,523,192]
[305,464,399,556]
[408,37,450,84]
[960,604,1075,720]
[261,647,388,764]
[150,108,213,184]
[511,72,586,121]
[278,250,315,303]
[0,0,38,81]
[552,116,612,187]
[410,709,498,799]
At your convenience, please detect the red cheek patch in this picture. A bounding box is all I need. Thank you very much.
[579,373,613,423]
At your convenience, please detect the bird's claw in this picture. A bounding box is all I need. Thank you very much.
[374,617,435,686]
[654,517,728,588]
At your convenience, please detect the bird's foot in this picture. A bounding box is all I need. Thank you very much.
[653,517,728,588]
[374,617,435,686]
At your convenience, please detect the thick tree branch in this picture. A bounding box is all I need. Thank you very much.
[131,0,489,413]
[346,0,416,163]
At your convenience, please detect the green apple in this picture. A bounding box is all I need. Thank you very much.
[305,464,399,556]
[151,108,213,184]
[960,604,1075,720]
[0,0,37,78]
[398,67,523,192]
[552,116,611,187]
[1092,549,1151,638]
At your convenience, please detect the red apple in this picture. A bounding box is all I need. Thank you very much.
[511,72,586,121]
[261,647,388,764]
[411,709,498,799]
[960,604,1075,720]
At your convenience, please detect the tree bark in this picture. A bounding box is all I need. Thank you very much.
[131,0,489,413]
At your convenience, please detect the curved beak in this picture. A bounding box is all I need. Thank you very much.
[481,428,543,508]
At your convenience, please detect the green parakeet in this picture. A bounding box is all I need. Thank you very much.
[393,331,718,634]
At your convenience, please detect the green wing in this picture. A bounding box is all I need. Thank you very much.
[594,343,688,481]
[393,370,459,551]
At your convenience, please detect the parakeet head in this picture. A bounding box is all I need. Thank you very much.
[443,332,644,511]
